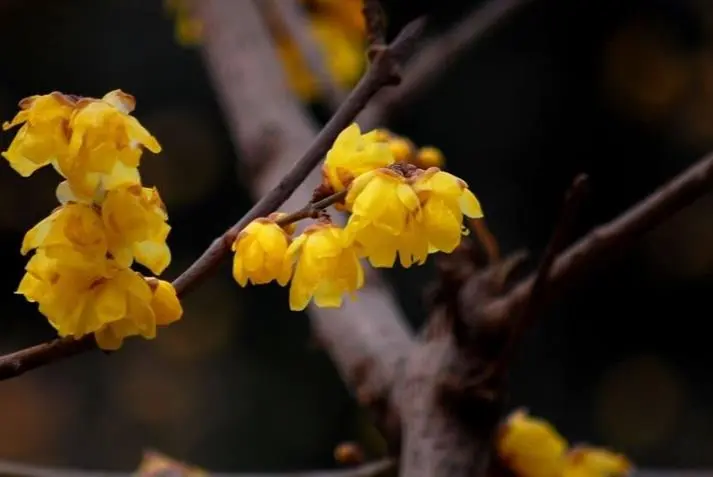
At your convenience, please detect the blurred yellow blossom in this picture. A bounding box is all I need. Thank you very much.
[322,123,394,193]
[165,0,366,101]
[562,447,633,477]
[276,15,364,102]
[497,409,568,477]
[496,410,633,477]
[287,221,364,311]
[415,146,445,169]
[232,214,294,287]
[387,137,415,163]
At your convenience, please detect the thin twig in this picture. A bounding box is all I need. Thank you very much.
[488,151,713,324]
[0,459,395,477]
[275,191,348,225]
[265,0,347,109]
[495,174,589,372]
[362,0,386,59]
[0,19,425,382]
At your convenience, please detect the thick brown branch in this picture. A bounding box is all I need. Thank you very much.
[0,458,395,477]
[0,6,424,382]
[264,0,347,109]
[359,0,532,128]
[195,0,424,445]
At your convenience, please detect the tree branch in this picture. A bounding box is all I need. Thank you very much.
[495,174,589,371]
[488,150,713,326]
[0,3,424,382]
[195,0,425,444]
[0,459,395,477]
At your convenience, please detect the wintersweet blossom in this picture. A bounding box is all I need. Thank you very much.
[344,167,427,267]
[101,185,172,275]
[287,221,364,311]
[562,447,632,477]
[410,167,483,254]
[232,214,295,287]
[2,90,160,201]
[4,88,180,349]
[497,409,568,477]
[496,410,633,477]
[322,123,394,193]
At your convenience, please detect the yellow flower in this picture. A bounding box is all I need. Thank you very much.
[497,409,568,477]
[60,90,161,200]
[2,93,74,177]
[344,167,427,267]
[146,278,183,325]
[17,251,154,341]
[388,137,415,163]
[95,277,183,350]
[322,123,394,193]
[287,222,364,311]
[303,0,366,37]
[415,146,445,169]
[276,15,365,102]
[101,185,172,275]
[232,215,294,287]
[562,447,633,477]
[21,203,109,270]
[2,90,160,201]
[410,167,483,254]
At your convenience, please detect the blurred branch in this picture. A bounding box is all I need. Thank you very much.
[495,174,589,373]
[359,0,533,128]
[487,149,713,328]
[264,0,347,109]
[195,0,424,445]
[0,3,425,382]
[0,459,395,477]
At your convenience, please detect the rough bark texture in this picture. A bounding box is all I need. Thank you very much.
[197,0,413,428]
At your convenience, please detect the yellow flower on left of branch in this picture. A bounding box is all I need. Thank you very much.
[2,90,161,201]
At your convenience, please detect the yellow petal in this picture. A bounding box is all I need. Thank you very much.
[460,189,484,218]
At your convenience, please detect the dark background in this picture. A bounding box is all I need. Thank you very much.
[0,0,712,471]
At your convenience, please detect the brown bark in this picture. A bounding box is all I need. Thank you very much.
[196,0,414,437]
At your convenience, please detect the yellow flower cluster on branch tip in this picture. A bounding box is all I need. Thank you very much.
[232,122,483,310]
[497,410,633,477]
[3,90,182,350]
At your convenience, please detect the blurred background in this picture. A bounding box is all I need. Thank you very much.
[1,0,713,471]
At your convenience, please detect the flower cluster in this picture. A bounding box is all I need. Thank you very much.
[497,409,633,477]
[165,0,366,102]
[3,90,182,350]
[231,123,483,311]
